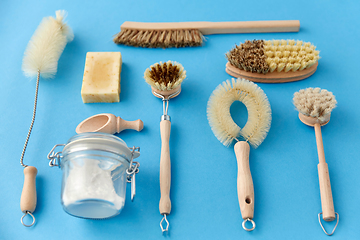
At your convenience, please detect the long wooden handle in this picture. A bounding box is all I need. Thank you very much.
[121,20,300,35]
[314,123,335,221]
[20,166,37,213]
[234,141,254,220]
[159,120,171,215]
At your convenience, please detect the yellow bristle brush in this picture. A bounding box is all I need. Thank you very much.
[207,78,271,231]
[144,61,186,233]
[114,20,300,48]
[293,88,339,236]
[226,39,320,83]
[20,10,73,227]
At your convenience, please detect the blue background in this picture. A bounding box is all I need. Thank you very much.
[0,0,359,239]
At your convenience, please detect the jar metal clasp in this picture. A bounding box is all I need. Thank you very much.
[47,144,65,167]
[126,146,140,202]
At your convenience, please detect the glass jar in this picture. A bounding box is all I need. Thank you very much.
[48,132,140,219]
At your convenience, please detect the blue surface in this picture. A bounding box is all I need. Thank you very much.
[0,0,359,239]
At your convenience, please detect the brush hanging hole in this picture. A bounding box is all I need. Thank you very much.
[245,197,252,204]
[242,218,256,231]
[21,211,35,227]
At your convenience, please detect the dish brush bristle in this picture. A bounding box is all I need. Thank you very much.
[114,29,204,48]
[144,61,186,91]
[293,87,337,122]
[207,78,271,148]
[22,10,74,79]
[226,39,320,74]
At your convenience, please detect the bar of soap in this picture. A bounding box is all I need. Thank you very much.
[81,52,122,103]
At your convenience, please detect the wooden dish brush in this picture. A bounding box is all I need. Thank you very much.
[144,61,186,233]
[226,39,320,83]
[293,87,339,236]
[207,78,271,231]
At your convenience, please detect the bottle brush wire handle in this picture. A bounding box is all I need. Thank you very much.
[19,10,73,226]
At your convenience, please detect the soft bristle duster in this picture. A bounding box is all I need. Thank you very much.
[22,10,73,79]
[144,61,186,91]
[207,78,271,148]
[114,29,204,48]
[293,87,337,122]
[226,39,320,74]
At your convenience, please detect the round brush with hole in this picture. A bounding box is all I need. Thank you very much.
[293,87,339,236]
[19,10,73,227]
[207,78,271,231]
[144,61,186,233]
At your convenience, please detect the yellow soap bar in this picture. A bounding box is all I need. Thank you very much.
[81,52,122,103]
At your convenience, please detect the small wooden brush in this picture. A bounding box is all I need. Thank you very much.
[226,39,320,83]
[114,20,300,48]
[293,87,339,236]
[144,61,186,233]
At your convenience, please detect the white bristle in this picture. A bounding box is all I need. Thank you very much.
[293,87,337,122]
[22,10,73,79]
[207,78,272,148]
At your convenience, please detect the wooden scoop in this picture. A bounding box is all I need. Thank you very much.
[299,113,335,222]
[76,113,143,134]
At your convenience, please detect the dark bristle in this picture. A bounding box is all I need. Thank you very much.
[226,39,269,74]
[114,29,204,48]
[149,62,181,85]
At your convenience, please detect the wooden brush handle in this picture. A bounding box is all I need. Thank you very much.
[117,117,144,132]
[234,141,254,220]
[314,123,335,221]
[20,166,37,213]
[121,20,300,35]
[159,120,171,215]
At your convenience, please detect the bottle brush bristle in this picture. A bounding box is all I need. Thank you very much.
[22,10,74,79]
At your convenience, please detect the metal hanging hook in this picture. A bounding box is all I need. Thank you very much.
[160,214,169,233]
[242,218,255,231]
[21,211,35,227]
[318,212,339,236]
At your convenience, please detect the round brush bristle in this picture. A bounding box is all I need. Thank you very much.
[293,87,337,122]
[144,60,186,91]
[207,78,271,148]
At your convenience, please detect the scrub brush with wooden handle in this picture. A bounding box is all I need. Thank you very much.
[226,39,320,83]
[144,61,186,233]
[207,78,271,231]
[293,87,339,236]
[20,10,73,227]
[114,20,300,48]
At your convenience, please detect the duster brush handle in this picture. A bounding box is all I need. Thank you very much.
[20,166,37,214]
[121,20,300,35]
[159,119,171,215]
[314,123,335,221]
[234,141,254,220]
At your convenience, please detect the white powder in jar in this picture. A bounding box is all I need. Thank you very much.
[62,159,125,209]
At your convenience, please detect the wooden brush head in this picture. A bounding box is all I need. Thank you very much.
[151,86,181,99]
[144,61,186,98]
[293,87,337,126]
